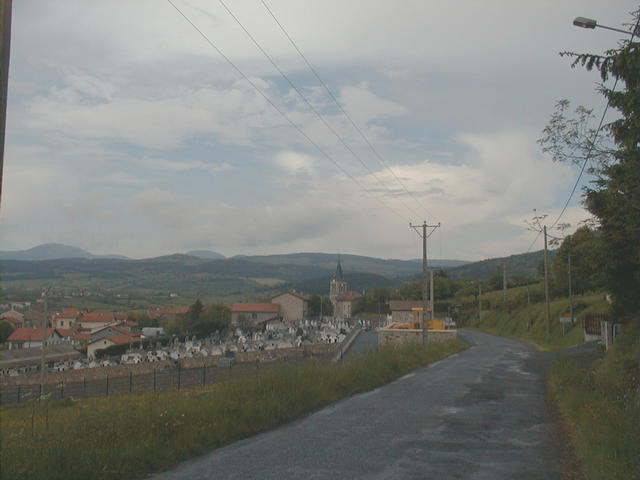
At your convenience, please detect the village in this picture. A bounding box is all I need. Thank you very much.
[0,262,388,378]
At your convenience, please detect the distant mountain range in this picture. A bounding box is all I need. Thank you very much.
[0,243,548,299]
[0,243,128,261]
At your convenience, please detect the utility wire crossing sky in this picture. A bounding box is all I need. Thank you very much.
[1,0,636,260]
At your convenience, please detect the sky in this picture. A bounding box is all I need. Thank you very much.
[1,0,637,261]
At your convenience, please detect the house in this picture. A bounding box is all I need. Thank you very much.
[53,307,81,329]
[75,312,119,331]
[142,327,165,338]
[334,293,362,319]
[388,300,431,325]
[271,291,309,323]
[55,328,75,343]
[89,324,138,342]
[87,335,140,360]
[231,303,281,327]
[5,327,63,350]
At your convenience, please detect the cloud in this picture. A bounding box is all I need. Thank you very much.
[134,156,232,176]
[273,150,314,176]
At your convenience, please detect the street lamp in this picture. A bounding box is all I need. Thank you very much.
[573,16,639,36]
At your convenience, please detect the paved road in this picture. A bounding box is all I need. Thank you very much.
[150,330,561,479]
[342,329,379,359]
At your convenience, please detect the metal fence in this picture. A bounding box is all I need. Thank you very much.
[0,359,310,406]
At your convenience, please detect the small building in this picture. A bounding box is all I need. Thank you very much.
[142,327,165,338]
[334,293,362,319]
[75,312,119,332]
[5,327,62,350]
[389,300,432,325]
[87,335,140,360]
[231,303,281,327]
[53,307,81,329]
[271,291,309,323]
[89,324,135,342]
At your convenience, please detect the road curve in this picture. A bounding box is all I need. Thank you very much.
[150,330,561,479]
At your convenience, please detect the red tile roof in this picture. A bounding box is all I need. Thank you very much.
[55,328,75,337]
[77,312,116,323]
[272,291,310,301]
[58,307,81,318]
[73,333,92,341]
[5,317,23,326]
[231,302,280,313]
[7,327,56,342]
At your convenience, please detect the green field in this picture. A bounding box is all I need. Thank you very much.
[0,339,467,480]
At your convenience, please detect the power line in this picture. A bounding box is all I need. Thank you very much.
[165,0,411,223]
[259,0,437,223]
[217,0,422,220]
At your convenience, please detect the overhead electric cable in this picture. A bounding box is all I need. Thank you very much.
[165,0,411,223]
[260,0,437,222]
[218,0,422,220]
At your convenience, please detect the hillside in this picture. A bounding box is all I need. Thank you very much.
[0,243,127,261]
[444,250,552,280]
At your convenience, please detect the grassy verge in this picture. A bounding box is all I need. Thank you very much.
[461,287,608,350]
[548,322,639,479]
[0,338,467,480]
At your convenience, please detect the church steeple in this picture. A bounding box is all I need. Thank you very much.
[334,259,344,281]
[330,259,347,306]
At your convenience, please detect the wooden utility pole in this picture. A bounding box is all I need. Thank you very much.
[410,221,440,342]
[478,281,482,320]
[0,0,12,205]
[543,225,551,335]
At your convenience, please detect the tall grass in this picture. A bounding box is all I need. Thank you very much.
[0,339,467,480]
[462,288,608,350]
[548,322,639,479]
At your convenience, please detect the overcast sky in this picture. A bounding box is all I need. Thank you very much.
[1,1,637,260]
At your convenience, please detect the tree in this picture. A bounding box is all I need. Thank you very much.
[539,18,640,319]
[0,320,14,343]
[552,226,605,295]
[192,303,231,337]
[308,295,333,317]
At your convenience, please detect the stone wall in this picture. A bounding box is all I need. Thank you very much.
[378,328,457,346]
[1,343,336,387]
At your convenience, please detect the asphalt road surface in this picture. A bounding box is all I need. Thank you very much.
[150,330,561,479]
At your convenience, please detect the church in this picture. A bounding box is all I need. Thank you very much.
[329,260,362,319]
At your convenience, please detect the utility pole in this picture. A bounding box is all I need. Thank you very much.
[526,285,532,329]
[568,253,573,321]
[429,269,435,320]
[478,281,482,320]
[543,225,551,335]
[40,289,48,401]
[410,221,440,342]
[0,0,12,204]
